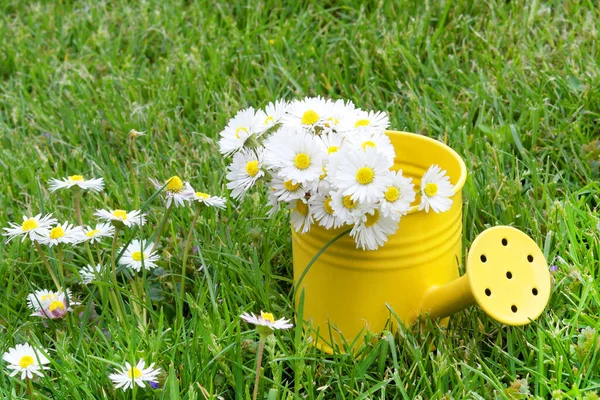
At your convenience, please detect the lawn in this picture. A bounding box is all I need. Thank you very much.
[0,0,599,398]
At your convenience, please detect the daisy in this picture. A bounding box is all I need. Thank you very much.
[418,165,455,213]
[118,240,159,272]
[333,147,393,203]
[329,189,370,225]
[310,193,343,229]
[317,132,344,158]
[37,222,84,247]
[79,264,105,285]
[3,213,57,243]
[188,189,227,209]
[129,129,146,138]
[321,99,356,134]
[270,174,308,203]
[150,176,190,208]
[256,99,288,134]
[350,206,399,251]
[266,187,280,217]
[109,359,161,391]
[380,170,416,218]
[264,129,325,184]
[218,107,261,156]
[283,96,329,132]
[2,343,50,380]
[48,175,104,193]
[82,222,114,244]
[94,208,146,228]
[342,110,389,132]
[226,148,265,200]
[240,310,293,335]
[343,128,396,164]
[27,289,74,319]
[288,198,313,234]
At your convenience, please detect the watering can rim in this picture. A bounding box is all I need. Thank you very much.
[385,130,468,216]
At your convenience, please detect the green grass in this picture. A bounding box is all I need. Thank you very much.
[1,0,599,398]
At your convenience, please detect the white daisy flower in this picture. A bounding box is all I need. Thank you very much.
[342,110,389,132]
[264,129,325,184]
[288,198,313,234]
[309,193,343,230]
[27,289,74,320]
[226,148,265,200]
[187,188,227,209]
[317,132,344,158]
[266,187,280,217]
[48,175,104,193]
[240,311,294,335]
[350,206,399,251]
[283,96,329,132]
[2,343,50,380]
[118,240,159,272]
[380,170,416,218]
[79,264,105,285]
[329,190,370,225]
[3,213,57,243]
[94,209,146,228]
[270,174,308,203]
[321,99,356,134]
[332,147,393,203]
[128,129,146,138]
[218,107,261,156]
[418,165,455,213]
[82,222,115,244]
[256,99,288,133]
[37,222,84,247]
[109,359,161,391]
[343,128,395,164]
[150,176,190,208]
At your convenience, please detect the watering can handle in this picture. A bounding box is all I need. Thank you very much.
[419,226,551,326]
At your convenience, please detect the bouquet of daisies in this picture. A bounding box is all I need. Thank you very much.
[219,96,454,250]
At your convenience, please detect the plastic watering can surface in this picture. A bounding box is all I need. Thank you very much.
[292,131,551,353]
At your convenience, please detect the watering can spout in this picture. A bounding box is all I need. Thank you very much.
[419,226,552,326]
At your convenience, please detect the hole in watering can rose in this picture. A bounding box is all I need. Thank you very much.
[485,288,491,296]
[506,271,512,279]
[480,254,487,263]
[511,305,518,313]
[527,254,534,262]
[532,288,538,296]
[502,238,508,246]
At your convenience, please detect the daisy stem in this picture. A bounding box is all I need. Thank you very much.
[180,206,201,303]
[128,277,145,330]
[26,377,34,399]
[74,191,83,226]
[56,244,65,285]
[109,226,129,334]
[110,226,121,286]
[252,336,266,400]
[152,204,173,252]
[34,241,61,292]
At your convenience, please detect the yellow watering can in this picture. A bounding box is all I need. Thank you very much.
[292,131,551,353]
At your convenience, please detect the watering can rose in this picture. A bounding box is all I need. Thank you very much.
[219,97,455,250]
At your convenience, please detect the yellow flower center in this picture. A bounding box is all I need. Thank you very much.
[166,176,184,193]
[283,180,300,191]
[113,210,128,220]
[127,367,143,379]
[355,119,371,128]
[361,140,376,150]
[69,175,84,181]
[48,300,65,312]
[86,229,100,237]
[365,209,380,227]
[40,293,57,302]
[19,356,34,369]
[326,117,339,127]
[49,226,65,239]
[264,116,274,125]
[261,312,275,323]
[245,160,260,177]
[343,196,357,210]
[268,39,275,45]
[235,127,248,139]
[327,146,339,154]
[132,251,144,261]
[295,199,309,216]
[301,110,319,125]
[424,183,439,197]
[323,198,334,214]
[319,166,327,180]
[384,186,399,202]
[195,192,210,199]
[356,167,374,185]
[293,153,311,170]
[21,218,38,231]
